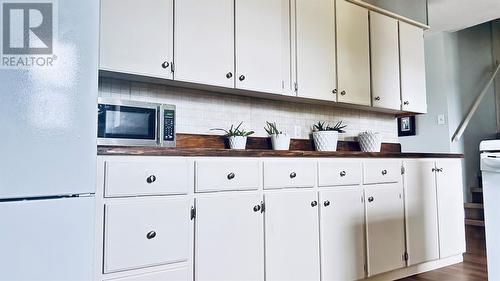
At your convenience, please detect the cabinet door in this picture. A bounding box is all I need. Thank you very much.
[365,184,406,276]
[320,188,365,281]
[265,191,320,281]
[400,21,427,113]
[195,194,264,281]
[235,0,291,94]
[436,160,466,258]
[295,0,336,101]
[370,11,401,110]
[336,0,370,106]
[175,0,235,88]
[404,160,439,266]
[100,0,173,79]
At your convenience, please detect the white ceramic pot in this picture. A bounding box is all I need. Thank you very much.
[312,131,339,152]
[228,136,247,150]
[358,131,381,152]
[270,134,291,151]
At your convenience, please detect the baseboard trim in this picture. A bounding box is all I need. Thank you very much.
[366,254,464,280]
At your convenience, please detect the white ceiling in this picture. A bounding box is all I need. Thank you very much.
[427,0,500,34]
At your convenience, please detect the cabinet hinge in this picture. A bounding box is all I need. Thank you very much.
[171,61,175,73]
[294,82,298,92]
[401,166,405,175]
[403,252,409,261]
[282,80,285,89]
[190,206,196,220]
[364,264,367,275]
[260,201,266,213]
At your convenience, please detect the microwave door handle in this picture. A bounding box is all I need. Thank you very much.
[157,106,163,146]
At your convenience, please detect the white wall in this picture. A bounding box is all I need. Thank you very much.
[363,0,427,24]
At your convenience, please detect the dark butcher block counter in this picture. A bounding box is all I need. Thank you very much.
[97,134,463,158]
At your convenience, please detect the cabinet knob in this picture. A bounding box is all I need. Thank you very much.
[332,89,338,94]
[368,196,374,203]
[340,90,346,96]
[253,205,261,212]
[437,168,443,172]
[381,169,387,175]
[340,171,346,177]
[227,172,235,180]
[324,200,331,207]
[290,172,297,179]
[403,101,409,105]
[161,61,170,69]
[311,200,318,207]
[226,72,233,79]
[432,168,437,172]
[374,96,381,101]
[146,231,157,239]
[239,75,246,81]
[146,175,157,184]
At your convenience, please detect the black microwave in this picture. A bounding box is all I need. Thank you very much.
[97,98,175,147]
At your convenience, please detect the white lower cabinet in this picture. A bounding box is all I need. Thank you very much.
[195,193,264,281]
[365,183,406,276]
[435,160,466,258]
[104,198,192,273]
[319,188,365,281]
[404,160,440,266]
[264,191,320,281]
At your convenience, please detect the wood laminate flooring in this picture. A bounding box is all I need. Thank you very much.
[399,257,487,281]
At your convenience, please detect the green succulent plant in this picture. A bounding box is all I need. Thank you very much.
[211,122,255,137]
[264,121,283,136]
[313,121,347,133]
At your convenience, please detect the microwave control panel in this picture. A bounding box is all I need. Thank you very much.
[163,109,175,142]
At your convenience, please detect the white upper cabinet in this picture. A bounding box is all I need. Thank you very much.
[100,0,174,79]
[320,188,366,281]
[400,21,427,113]
[365,183,406,276]
[370,11,401,110]
[175,0,235,88]
[336,0,371,106]
[404,160,440,266]
[295,0,336,101]
[195,193,264,281]
[265,191,320,281]
[436,160,466,258]
[235,0,291,94]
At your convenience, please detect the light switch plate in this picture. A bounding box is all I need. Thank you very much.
[437,114,446,125]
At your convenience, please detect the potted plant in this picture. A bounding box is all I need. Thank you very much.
[312,121,347,152]
[358,131,381,152]
[264,121,290,151]
[212,122,255,150]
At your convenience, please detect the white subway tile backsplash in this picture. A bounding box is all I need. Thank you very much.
[99,78,399,143]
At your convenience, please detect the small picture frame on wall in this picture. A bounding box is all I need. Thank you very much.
[398,116,416,137]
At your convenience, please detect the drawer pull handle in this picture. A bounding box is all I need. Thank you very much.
[340,171,346,177]
[227,172,235,180]
[324,200,331,207]
[381,170,387,175]
[253,205,261,212]
[368,197,374,203]
[146,175,157,184]
[290,172,297,179]
[161,61,169,69]
[311,201,318,207]
[146,231,157,240]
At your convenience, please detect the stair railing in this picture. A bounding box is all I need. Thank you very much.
[452,63,500,142]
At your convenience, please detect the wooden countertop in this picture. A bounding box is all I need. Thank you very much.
[97,134,463,158]
[98,146,463,158]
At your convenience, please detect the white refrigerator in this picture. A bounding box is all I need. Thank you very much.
[0,0,98,280]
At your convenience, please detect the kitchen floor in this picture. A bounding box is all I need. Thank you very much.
[399,257,487,281]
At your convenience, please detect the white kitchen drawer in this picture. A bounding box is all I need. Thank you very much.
[318,160,362,187]
[104,159,190,197]
[104,198,191,273]
[104,266,190,281]
[263,160,316,189]
[363,160,402,184]
[195,160,261,192]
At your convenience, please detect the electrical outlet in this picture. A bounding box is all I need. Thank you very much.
[294,126,301,138]
[437,114,446,125]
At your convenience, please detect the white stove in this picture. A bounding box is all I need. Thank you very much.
[480,140,500,279]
